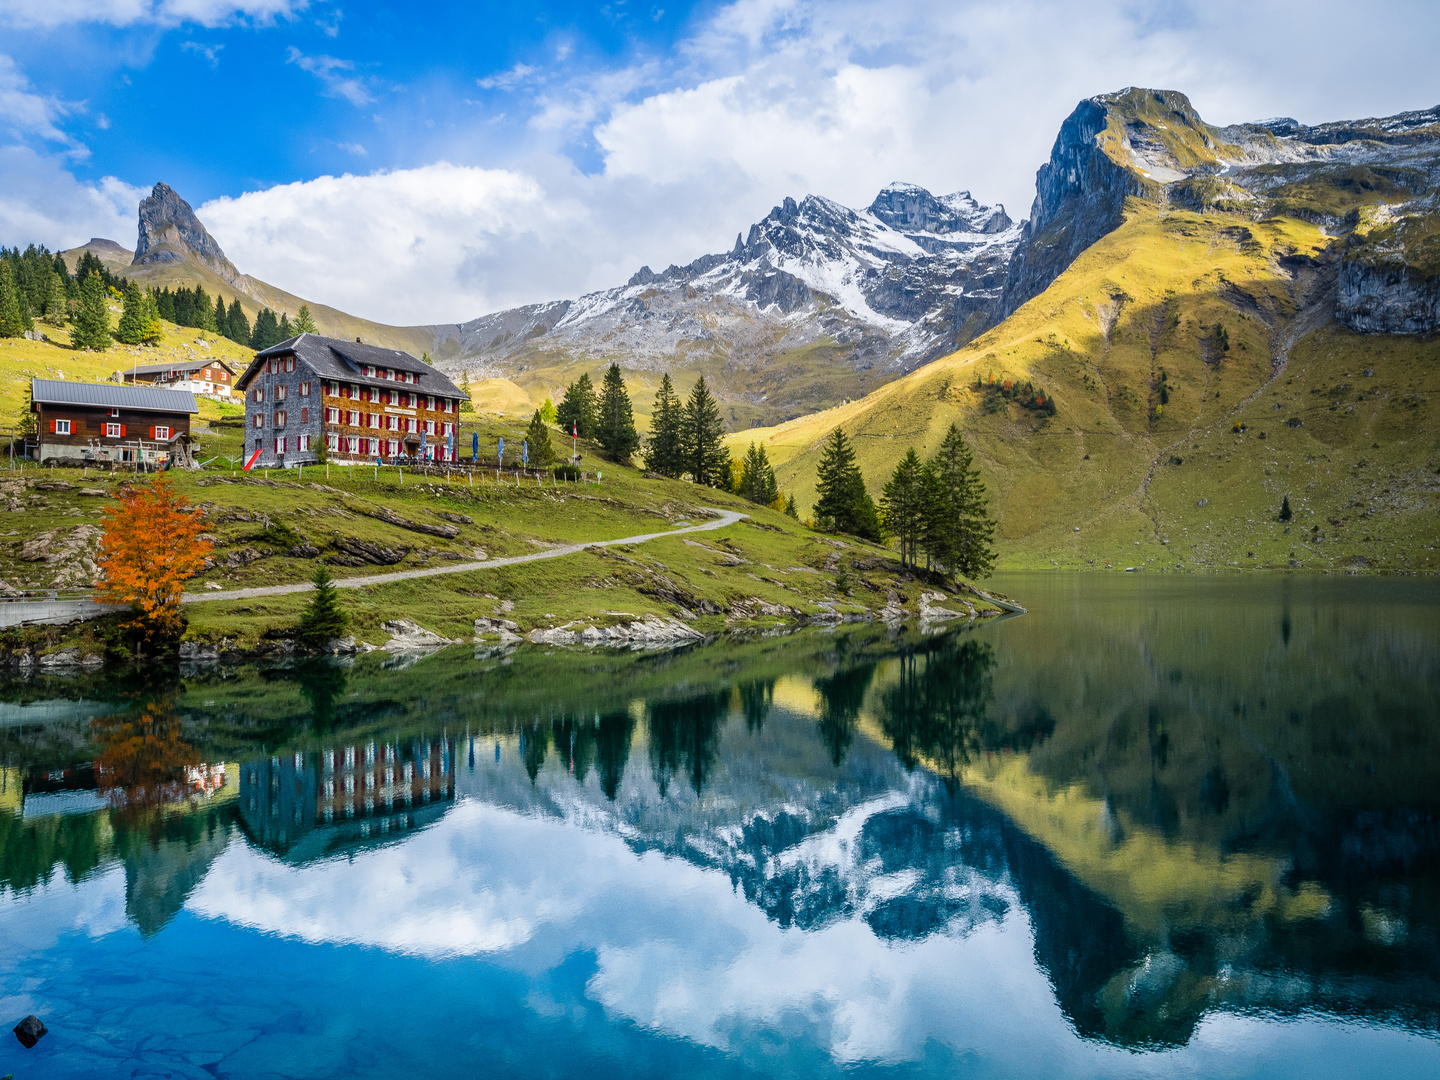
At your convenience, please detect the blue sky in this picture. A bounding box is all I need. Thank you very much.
[1,0,1437,324]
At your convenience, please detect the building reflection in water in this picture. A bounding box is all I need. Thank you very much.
[239,737,456,860]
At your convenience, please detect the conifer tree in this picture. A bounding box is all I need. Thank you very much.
[881,449,927,569]
[296,566,350,648]
[16,289,33,333]
[16,382,37,438]
[44,271,68,327]
[459,371,474,411]
[115,281,147,344]
[213,295,227,335]
[293,304,318,334]
[539,397,558,423]
[525,409,556,467]
[784,494,799,519]
[0,261,23,338]
[1279,495,1292,522]
[643,373,684,477]
[813,428,881,540]
[925,423,995,579]
[595,363,640,462]
[738,442,780,506]
[421,351,433,365]
[556,372,599,438]
[681,375,728,487]
[140,287,163,344]
[249,308,280,350]
[225,299,250,345]
[155,287,176,323]
[71,271,111,350]
[278,312,293,340]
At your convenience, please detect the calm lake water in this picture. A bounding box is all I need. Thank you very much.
[2,574,1438,1079]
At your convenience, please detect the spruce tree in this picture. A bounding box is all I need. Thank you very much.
[278,312,293,340]
[738,442,779,506]
[643,373,684,477]
[813,428,881,541]
[226,299,250,345]
[1279,495,1292,522]
[155,287,176,323]
[71,271,111,350]
[525,409,556,467]
[459,371,474,411]
[115,281,147,344]
[784,494,799,519]
[16,382,37,437]
[0,262,23,338]
[44,271,68,327]
[293,304,318,334]
[926,423,995,579]
[140,287,163,344]
[556,373,599,439]
[881,449,926,569]
[595,363,640,462]
[296,566,350,647]
[681,375,728,487]
[249,308,280,350]
[212,295,227,335]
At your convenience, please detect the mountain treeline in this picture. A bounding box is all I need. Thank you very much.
[149,286,315,349]
[0,245,132,337]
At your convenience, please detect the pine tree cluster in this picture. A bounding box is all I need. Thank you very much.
[642,374,730,488]
[879,424,996,579]
[556,373,599,440]
[736,442,780,507]
[0,245,130,339]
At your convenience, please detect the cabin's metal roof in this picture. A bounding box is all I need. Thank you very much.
[30,378,198,414]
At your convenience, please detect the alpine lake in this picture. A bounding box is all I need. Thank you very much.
[1,573,1437,1080]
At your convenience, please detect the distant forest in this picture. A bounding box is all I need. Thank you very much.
[0,242,305,351]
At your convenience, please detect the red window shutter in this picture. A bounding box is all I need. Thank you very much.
[120,424,127,437]
[49,418,56,433]
[149,426,156,439]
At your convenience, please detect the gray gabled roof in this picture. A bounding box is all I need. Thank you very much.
[30,378,197,415]
[122,359,237,378]
[235,333,465,398]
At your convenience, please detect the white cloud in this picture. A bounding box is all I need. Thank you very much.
[476,62,536,92]
[180,39,224,67]
[0,0,304,30]
[0,53,81,150]
[0,144,146,249]
[196,161,566,323]
[285,45,372,106]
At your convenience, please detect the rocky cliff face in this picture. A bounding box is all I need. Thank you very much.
[133,181,242,285]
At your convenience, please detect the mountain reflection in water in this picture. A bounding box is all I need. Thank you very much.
[1,574,1438,1078]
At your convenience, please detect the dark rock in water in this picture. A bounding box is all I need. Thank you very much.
[13,1014,47,1048]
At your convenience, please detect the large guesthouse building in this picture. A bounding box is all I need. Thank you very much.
[235,334,467,467]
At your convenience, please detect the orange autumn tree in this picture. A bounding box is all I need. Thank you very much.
[96,473,212,645]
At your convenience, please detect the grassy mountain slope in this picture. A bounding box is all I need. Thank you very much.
[59,240,437,358]
[730,199,1439,573]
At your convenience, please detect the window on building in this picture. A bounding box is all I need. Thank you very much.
[327,433,340,451]
[253,388,265,403]
[154,425,171,440]
[348,410,360,426]
[369,413,380,428]
[405,417,417,433]
[54,419,72,434]
[105,422,121,438]
[387,438,399,456]
[365,365,376,377]
[424,419,436,435]
[386,414,398,431]
[287,357,296,373]
[442,422,454,437]
[253,414,265,428]
[300,434,311,451]
[275,385,287,401]
[347,436,360,454]
[299,381,311,396]
[274,412,286,429]
[109,408,120,418]
[326,407,340,423]
[276,436,287,453]
[300,407,308,424]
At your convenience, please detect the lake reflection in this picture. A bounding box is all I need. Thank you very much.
[2,574,1438,1079]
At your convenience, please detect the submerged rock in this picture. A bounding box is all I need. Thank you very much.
[13,1014,47,1048]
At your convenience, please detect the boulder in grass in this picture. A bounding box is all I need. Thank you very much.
[13,1014,47,1048]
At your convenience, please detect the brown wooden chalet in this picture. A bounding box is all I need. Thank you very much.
[235,334,468,466]
[30,378,198,466]
[120,358,236,397]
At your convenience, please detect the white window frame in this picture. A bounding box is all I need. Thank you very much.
[326,407,340,423]
[253,387,265,403]
[105,422,121,438]
[275,385,287,401]
[253,414,265,429]
[55,419,72,435]
[346,436,360,455]
[327,433,340,451]
[155,425,171,440]
[274,411,286,429]
[299,381,311,397]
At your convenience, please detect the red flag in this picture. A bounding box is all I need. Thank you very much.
[572,422,578,437]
